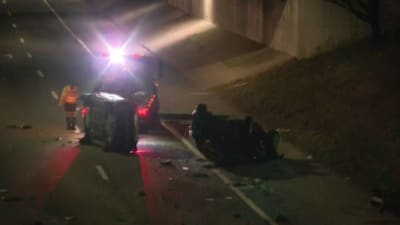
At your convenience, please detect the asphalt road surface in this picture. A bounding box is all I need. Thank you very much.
[2,1,400,225]
[0,1,274,225]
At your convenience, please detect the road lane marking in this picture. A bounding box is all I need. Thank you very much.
[37,70,45,79]
[162,122,278,225]
[42,0,94,56]
[27,52,32,59]
[96,165,109,181]
[50,90,58,100]
[19,37,25,44]
[12,23,17,29]
[190,92,210,96]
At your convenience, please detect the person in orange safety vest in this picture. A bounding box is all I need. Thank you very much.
[59,83,79,130]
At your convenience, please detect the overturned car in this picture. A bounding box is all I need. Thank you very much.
[190,104,281,165]
[79,92,138,154]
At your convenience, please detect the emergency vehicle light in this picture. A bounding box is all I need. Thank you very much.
[109,48,125,64]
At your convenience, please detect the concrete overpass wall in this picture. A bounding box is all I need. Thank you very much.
[166,0,369,58]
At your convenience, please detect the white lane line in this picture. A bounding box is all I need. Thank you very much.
[191,92,210,96]
[50,90,58,100]
[27,52,32,59]
[42,0,94,56]
[96,165,109,181]
[37,70,45,78]
[162,122,278,225]
[12,23,17,29]
[19,37,25,44]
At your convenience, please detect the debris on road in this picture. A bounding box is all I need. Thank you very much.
[371,196,384,206]
[56,137,63,141]
[253,178,262,184]
[225,196,233,200]
[306,155,313,160]
[275,215,291,224]
[232,212,241,219]
[1,195,21,202]
[138,191,146,197]
[168,177,174,182]
[6,124,32,130]
[370,189,400,216]
[182,166,189,171]
[64,216,75,222]
[192,172,209,178]
[276,128,291,133]
[205,198,215,202]
[160,159,173,166]
[22,124,33,129]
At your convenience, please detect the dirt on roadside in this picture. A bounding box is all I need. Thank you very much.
[216,32,400,194]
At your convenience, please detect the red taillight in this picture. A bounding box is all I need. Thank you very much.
[136,95,156,117]
[81,107,89,117]
[137,106,149,117]
[133,53,140,59]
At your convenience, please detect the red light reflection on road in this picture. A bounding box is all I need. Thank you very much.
[136,146,168,225]
[13,146,80,207]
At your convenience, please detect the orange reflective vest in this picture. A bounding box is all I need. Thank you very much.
[60,85,79,105]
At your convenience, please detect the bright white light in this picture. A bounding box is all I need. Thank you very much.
[109,48,125,64]
[97,92,125,101]
[146,19,215,50]
[204,0,214,22]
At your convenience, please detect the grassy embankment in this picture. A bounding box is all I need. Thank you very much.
[217,33,400,191]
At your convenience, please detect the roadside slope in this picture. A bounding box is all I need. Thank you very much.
[218,33,400,193]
